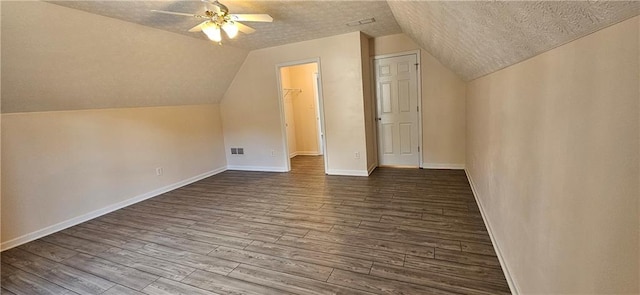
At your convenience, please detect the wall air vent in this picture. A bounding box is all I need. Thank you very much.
[346,18,375,27]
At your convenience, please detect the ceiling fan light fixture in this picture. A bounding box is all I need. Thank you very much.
[152,1,273,46]
[222,21,239,39]
[202,23,222,42]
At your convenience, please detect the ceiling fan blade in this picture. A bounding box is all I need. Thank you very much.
[151,10,207,18]
[188,21,210,32]
[235,22,256,34]
[230,14,273,22]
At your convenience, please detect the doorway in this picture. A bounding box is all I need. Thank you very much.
[277,59,327,173]
[373,53,422,167]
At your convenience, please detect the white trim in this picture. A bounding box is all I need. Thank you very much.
[465,170,520,295]
[422,162,465,169]
[379,165,419,169]
[372,50,421,61]
[0,167,227,251]
[289,151,321,158]
[313,71,324,156]
[275,58,328,174]
[294,151,320,156]
[326,169,369,177]
[226,165,288,172]
[367,163,377,175]
[315,68,329,172]
[415,50,424,169]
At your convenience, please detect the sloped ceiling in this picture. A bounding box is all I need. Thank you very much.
[48,0,640,81]
[387,0,640,81]
[3,1,639,113]
[1,1,250,113]
[48,1,402,50]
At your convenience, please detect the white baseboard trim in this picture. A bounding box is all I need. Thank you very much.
[0,166,227,251]
[367,163,377,175]
[422,162,465,169]
[326,169,369,176]
[465,169,520,295]
[295,151,320,156]
[290,151,320,158]
[226,165,288,172]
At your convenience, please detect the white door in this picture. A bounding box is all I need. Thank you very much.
[374,54,420,167]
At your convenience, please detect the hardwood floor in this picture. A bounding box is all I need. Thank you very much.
[1,156,510,294]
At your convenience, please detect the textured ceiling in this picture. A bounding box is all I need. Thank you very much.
[48,1,402,50]
[1,1,250,113]
[387,1,640,81]
[28,1,640,82]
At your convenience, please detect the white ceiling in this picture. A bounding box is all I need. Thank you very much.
[388,0,640,80]
[31,1,640,81]
[1,1,251,113]
[48,1,402,50]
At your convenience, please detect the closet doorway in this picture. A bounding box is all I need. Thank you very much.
[277,59,327,174]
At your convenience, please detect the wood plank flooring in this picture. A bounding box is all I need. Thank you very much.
[1,156,510,294]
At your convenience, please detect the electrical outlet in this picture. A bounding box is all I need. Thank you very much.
[231,148,237,155]
[271,150,276,157]
[156,167,163,176]
[354,152,360,159]
[238,148,244,155]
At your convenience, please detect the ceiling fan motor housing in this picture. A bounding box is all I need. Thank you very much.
[211,0,229,14]
[152,0,272,44]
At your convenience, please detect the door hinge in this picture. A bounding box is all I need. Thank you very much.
[417,106,419,112]
[415,63,419,69]
[418,146,420,152]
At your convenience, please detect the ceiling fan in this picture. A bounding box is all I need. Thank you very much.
[152,0,273,44]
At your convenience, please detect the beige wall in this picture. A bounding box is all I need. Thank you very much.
[466,16,639,294]
[1,1,232,249]
[1,1,248,113]
[361,33,377,172]
[1,105,227,249]
[221,32,369,175]
[290,63,320,156]
[0,0,3,247]
[371,34,467,168]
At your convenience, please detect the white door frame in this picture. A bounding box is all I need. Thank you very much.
[313,72,324,155]
[371,50,423,168]
[275,58,329,173]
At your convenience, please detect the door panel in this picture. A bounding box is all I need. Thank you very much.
[379,64,392,76]
[399,123,412,154]
[382,123,394,154]
[381,82,392,113]
[374,54,420,167]
[398,79,410,112]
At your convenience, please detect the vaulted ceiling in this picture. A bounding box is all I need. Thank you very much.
[48,1,402,50]
[387,0,640,80]
[3,1,639,113]
[48,0,640,81]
